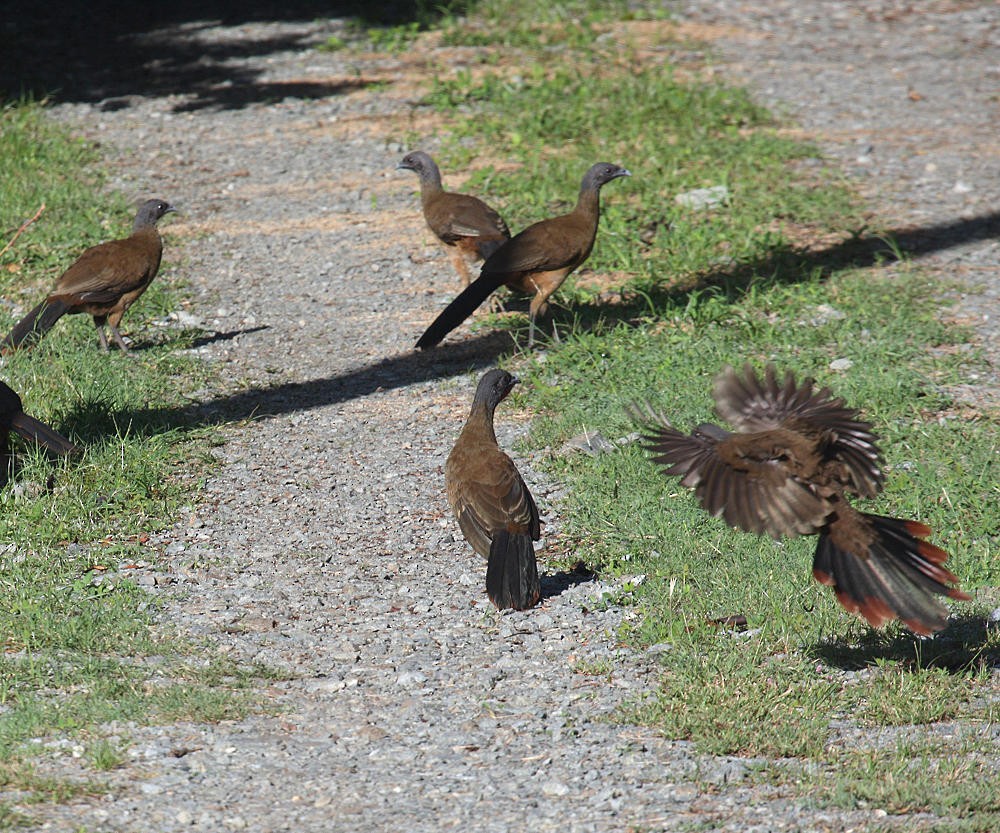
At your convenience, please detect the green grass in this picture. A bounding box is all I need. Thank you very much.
[423,10,856,325]
[0,102,279,811]
[408,1,1000,825]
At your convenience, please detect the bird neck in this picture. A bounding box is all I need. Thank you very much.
[130,226,162,246]
[573,185,602,224]
[466,400,498,444]
[132,218,161,234]
[418,168,445,202]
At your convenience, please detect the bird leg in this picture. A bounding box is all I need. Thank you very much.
[447,246,472,289]
[108,323,131,353]
[95,319,111,353]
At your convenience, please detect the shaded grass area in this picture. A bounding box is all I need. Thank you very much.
[0,103,278,816]
[403,1,1000,825]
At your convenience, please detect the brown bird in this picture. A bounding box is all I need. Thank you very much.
[2,199,176,354]
[397,150,511,288]
[1,380,78,487]
[446,369,541,611]
[416,162,630,349]
[633,363,969,635]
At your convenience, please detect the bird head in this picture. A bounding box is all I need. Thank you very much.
[134,199,177,230]
[584,162,631,189]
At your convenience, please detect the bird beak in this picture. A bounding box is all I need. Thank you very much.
[619,168,632,178]
[165,205,179,215]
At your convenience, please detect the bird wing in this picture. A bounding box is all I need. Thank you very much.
[435,194,510,243]
[53,236,159,299]
[713,363,884,497]
[482,213,590,276]
[448,444,540,558]
[637,411,831,538]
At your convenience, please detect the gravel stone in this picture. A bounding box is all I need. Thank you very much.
[12,2,997,831]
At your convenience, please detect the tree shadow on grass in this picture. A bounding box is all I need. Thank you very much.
[545,209,1000,341]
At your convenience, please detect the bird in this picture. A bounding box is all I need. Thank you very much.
[397,150,511,288]
[1,380,78,487]
[416,161,631,349]
[632,363,970,635]
[1,198,176,354]
[446,368,541,611]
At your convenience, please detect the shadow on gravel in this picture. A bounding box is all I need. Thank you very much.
[90,329,512,435]
[554,209,1000,338]
[129,325,272,352]
[1,0,473,109]
[541,562,598,602]
[810,614,998,673]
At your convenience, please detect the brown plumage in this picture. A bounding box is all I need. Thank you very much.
[1,380,78,487]
[397,151,510,288]
[416,162,630,349]
[2,199,176,354]
[633,363,969,635]
[446,369,541,611]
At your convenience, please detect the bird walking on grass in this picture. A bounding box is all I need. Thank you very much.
[2,199,176,354]
[416,162,630,349]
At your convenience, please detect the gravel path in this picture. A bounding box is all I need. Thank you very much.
[28,2,998,831]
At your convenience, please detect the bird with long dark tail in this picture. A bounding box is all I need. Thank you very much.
[1,380,78,487]
[2,199,176,354]
[416,162,630,349]
[397,150,510,289]
[446,369,541,611]
[631,363,970,634]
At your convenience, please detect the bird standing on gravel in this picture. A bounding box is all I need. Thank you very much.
[397,150,511,289]
[632,363,970,635]
[2,199,176,354]
[446,369,541,611]
[1,380,78,486]
[416,162,630,349]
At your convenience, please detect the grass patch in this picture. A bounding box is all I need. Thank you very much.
[420,4,858,332]
[403,1,1000,825]
[0,101,276,808]
[776,728,1000,828]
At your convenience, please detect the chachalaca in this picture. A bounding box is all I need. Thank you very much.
[397,150,511,288]
[632,363,970,635]
[1,199,176,354]
[416,162,630,349]
[1,380,78,487]
[446,369,541,611]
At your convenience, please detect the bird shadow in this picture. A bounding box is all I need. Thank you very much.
[185,325,272,349]
[808,614,999,674]
[540,561,598,602]
[1,0,463,110]
[127,325,271,352]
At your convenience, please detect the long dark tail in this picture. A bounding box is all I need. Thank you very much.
[813,512,970,635]
[416,272,504,349]
[1,298,71,352]
[486,530,541,611]
[9,412,78,456]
